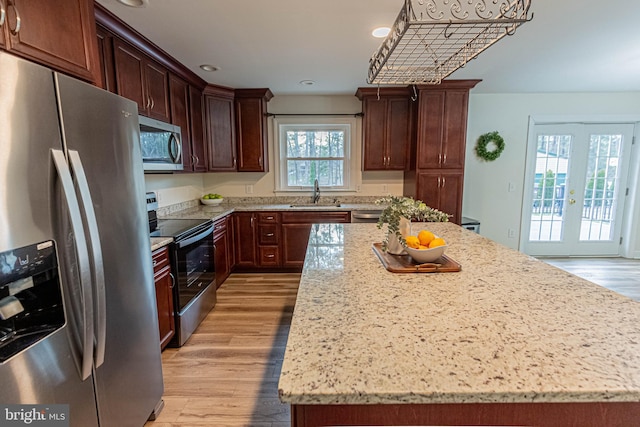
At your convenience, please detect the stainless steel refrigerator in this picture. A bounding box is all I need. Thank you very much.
[0,52,164,426]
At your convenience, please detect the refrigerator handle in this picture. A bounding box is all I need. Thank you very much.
[68,150,107,368]
[51,149,95,381]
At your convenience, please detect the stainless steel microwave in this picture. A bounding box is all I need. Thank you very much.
[139,116,183,172]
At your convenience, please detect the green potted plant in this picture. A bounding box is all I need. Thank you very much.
[375,195,449,254]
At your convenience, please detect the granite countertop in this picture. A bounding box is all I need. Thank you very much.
[150,237,173,251]
[278,222,640,405]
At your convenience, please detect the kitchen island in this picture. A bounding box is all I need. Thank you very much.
[278,223,640,426]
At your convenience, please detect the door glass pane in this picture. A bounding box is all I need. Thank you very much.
[529,134,571,241]
[580,133,622,241]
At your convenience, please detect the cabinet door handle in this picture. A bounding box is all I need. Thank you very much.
[0,1,6,27]
[265,233,274,237]
[8,0,20,35]
[443,153,447,164]
[153,260,157,267]
[437,176,441,187]
[266,216,274,220]
[150,96,155,110]
[233,157,237,168]
[266,254,275,258]
[250,216,254,227]
[442,176,446,187]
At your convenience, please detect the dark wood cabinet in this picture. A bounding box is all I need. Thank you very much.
[235,89,273,172]
[213,215,231,288]
[416,170,464,224]
[256,212,281,267]
[356,87,413,171]
[169,74,192,169]
[416,89,469,170]
[113,38,170,121]
[189,85,208,172]
[404,80,480,225]
[0,0,100,84]
[205,87,236,171]
[95,25,116,92]
[281,211,351,269]
[233,212,257,268]
[152,246,175,351]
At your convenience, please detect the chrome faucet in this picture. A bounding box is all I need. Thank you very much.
[312,178,320,204]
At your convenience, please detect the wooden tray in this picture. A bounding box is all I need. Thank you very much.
[372,242,462,273]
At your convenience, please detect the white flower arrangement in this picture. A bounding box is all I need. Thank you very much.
[375,195,449,251]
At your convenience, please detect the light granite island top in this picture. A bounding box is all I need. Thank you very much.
[278,222,640,427]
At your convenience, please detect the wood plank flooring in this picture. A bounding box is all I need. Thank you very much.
[146,273,300,427]
[541,257,640,301]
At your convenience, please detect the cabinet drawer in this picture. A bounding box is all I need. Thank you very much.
[257,212,280,223]
[281,211,351,224]
[152,246,170,274]
[258,224,279,245]
[259,246,280,266]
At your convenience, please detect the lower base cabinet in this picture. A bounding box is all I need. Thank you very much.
[152,246,175,350]
[213,215,231,288]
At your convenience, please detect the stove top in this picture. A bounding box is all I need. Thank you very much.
[150,218,213,241]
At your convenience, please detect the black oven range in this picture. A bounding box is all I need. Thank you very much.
[147,193,216,347]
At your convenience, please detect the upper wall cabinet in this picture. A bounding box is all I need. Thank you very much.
[235,89,273,172]
[113,38,170,122]
[0,0,100,84]
[356,87,414,171]
[95,4,207,125]
[188,85,207,172]
[416,89,470,170]
[204,86,236,172]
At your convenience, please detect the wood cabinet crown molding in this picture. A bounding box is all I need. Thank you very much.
[355,86,412,99]
[95,2,206,90]
[235,88,274,101]
[415,79,482,91]
[204,84,235,99]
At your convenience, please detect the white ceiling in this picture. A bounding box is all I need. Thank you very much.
[96,0,640,96]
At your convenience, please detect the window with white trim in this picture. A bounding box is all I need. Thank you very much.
[275,117,356,192]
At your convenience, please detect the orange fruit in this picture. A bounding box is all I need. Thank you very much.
[405,235,421,249]
[418,245,429,250]
[428,237,446,248]
[418,230,435,246]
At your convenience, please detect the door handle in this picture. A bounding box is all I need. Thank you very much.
[51,149,94,381]
[7,0,20,35]
[0,1,6,27]
[68,150,106,368]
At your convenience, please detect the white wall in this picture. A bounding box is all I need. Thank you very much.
[464,91,640,257]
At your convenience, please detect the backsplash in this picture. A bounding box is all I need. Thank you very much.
[155,195,384,217]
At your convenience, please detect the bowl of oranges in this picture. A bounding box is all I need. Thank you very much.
[403,230,447,263]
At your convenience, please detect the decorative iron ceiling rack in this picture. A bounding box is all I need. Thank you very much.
[367,0,533,85]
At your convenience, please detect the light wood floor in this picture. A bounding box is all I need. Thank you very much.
[146,273,300,427]
[541,257,640,301]
[145,258,640,426]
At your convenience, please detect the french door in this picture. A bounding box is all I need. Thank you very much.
[521,123,634,256]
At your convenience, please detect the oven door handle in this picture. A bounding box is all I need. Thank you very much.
[176,225,214,249]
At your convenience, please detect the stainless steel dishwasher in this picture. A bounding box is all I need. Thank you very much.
[351,210,382,223]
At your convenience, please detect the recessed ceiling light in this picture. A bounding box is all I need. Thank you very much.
[199,64,220,72]
[299,80,315,86]
[372,27,391,38]
[116,0,148,7]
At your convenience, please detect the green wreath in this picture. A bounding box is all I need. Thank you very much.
[475,131,505,161]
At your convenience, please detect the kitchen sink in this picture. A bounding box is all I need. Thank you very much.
[289,203,342,208]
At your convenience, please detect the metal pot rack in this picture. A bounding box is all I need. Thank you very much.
[367,0,533,85]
